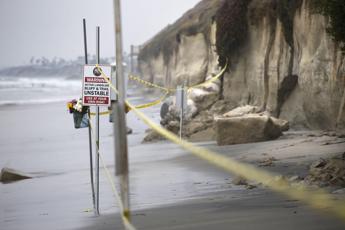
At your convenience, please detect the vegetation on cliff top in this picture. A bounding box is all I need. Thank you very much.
[309,0,345,52]
[215,0,251,69]
[140,0,344,68]
[216,0,303,69]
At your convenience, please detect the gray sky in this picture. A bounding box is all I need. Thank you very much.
[0,0,200,68]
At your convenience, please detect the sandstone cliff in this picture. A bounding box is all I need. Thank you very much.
[138,0,345,130]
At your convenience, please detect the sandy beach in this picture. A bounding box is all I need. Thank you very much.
[1,97,345,230]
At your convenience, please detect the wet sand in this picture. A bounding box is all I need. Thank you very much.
[78,192,345,230]
[1,98,345,230]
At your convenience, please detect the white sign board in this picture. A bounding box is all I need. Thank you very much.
[82,65,111,106]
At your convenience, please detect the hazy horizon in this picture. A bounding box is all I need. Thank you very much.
[0,0,200,68]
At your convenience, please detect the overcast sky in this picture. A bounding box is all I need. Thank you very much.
[0,0,200,68]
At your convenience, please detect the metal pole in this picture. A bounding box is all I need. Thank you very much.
[113,0,130,220]
[95,26,100,216]
[130,45,134,74]
[83,18,96,214]
[179,84,184,139]
[129,45,133,74]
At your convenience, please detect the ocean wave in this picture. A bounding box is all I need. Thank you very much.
[0,98,77,107]
[0,77,82,106]
[0,77,81,90]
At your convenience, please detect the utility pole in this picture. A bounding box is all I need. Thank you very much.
[113,0,130,219]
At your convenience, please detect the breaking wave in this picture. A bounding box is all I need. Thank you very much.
[0,77,81,90]
[0,76,82,106]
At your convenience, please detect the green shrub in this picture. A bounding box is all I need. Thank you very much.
[215,0,251,69]
[309,0,345,52]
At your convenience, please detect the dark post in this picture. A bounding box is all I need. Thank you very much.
[83,18,96,215]
[130,45,134,74]
[95,26,101,215]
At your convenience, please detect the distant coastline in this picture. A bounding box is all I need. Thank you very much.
[0,55,130,79]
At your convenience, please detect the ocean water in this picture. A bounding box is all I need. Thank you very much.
[0,76,82,106]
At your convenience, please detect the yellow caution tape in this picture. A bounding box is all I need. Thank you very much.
[127,91,169,111]
[96,64,345,221]
[88,91,168,116]
[129,75,175,92]
[89,111,110,116]
[129,62,228,93]
[187,62,227,90]
[128,103,345,220]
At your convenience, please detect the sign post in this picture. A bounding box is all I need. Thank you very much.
[82,29,111,215]
[176,83,187,139]
[82,18,96,215]
[95,26,100,216]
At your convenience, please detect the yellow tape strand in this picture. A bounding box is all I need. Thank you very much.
[88,116,137,230]
[129,75,175,92]
[90,111,110,116]
[89,92,168,115]
[128,91,169,110]
[129,62,227,92]
[187,62,227,90]
[96,64,345,221]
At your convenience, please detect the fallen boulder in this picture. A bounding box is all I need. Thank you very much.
[270,116,289,132]
[215,114,282,145]
[0,167,32,183]
[223,105,289,132]
[142,129,165,143]
[189,88,219,111]
[223,105,260,117]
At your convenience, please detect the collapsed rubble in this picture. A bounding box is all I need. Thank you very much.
[304,157,345,188]
[144,81,290,145]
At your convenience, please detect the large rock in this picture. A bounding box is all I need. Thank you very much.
[223,105,260,118]
[222,105,290,132]
[160,102,170,119]
[161,96,198,122]
[189,88,219,111]
[142,129,165,143]
[270,116,289,132]
[158,87,218,141]
[215,114,282,145]
[0,167,32,183]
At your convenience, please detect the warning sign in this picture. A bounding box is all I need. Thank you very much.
[82,65,111,106]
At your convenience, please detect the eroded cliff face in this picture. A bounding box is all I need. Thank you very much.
[139,30,218,87]
[138,0,222,88]
[138,0,345,130]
